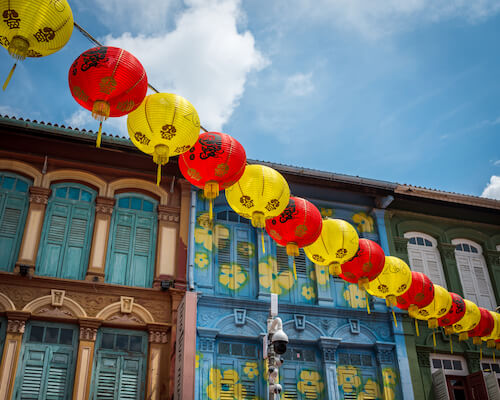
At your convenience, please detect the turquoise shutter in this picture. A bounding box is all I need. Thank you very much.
[235,227,254,298]
[94,354,120,398]
[62,205,93,279]
[18,347,46,398]
[106,196,157,288]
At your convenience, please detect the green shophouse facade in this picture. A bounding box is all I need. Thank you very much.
[385,185,500,400]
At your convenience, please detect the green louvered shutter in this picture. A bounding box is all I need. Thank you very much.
[94,354,120,399]
[18,347,45,398]
[118,358,142,399]
[130,215,155,287]
[45,349,73,398]
[0,174,30,272]
[107,212,133,285]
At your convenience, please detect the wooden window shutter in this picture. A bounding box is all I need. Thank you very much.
[0,193,28,271]
[431,369,451,400]
[455,255,478,305]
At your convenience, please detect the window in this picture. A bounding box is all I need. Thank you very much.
[214,341,261,399]
[481,359,500,377]
[453,239,496,310]
[91,329,148,400]
[404,232,447,288]
[106,194,157,288]
[215,210,257,298]
[276,245,316,305]
[337,349,381,400]
[14,323,78,399]
[36,183,96,280]
[0,172,31,272]
[430,354,468,376]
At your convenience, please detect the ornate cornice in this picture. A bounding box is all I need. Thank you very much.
[79,317,101,342]
[147,323,170,344]
[393,236,409,255]
[95,196,115,215]
[158,205,180,223]
[6,311,30,334]
[486,250,500,267]
[438,243,457,261]
[29,186,50,204]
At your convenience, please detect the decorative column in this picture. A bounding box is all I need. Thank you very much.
[177,179,192,289]
[146,323,170,400]
[375,343,398,400]
[196,327,218,400]
[0,311,30,400]
[318,337,341,400]
[72,318,101,400]
[86,197,115,282]
[155,205,180,285]
[15,186,50,275]
[415,348,432,400]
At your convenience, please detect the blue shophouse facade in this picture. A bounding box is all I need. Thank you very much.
[190,166,414,400]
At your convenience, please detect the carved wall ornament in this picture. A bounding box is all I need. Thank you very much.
[7,319,26,334]
[158,205,180,222]
[149,330,168,344]
[80,327,98,341]
[95,196,115,215]
[51,289,65,306]
[438,243,458,261]
[36,306,75,318]
[108,313,144,325]
[417,350,431,368]
[486,250,500,267]
[29,186,50,204]
[120,296,134,314]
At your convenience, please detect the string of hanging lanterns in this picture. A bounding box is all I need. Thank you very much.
[1,0,499,357]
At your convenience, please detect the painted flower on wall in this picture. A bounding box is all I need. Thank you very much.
[343,283,367,309]
[301,285,316,300]
[259,256,294,295]
[337,366,362,393]
[382,367,397,386]
[320,207,334,218]
[219,263,247,290]
[195,352,202,368]
[383,387,396,400]
[206,368,244,400]
[195,252,209,269]
[237,241,255,258]
[297,370,324,397]
[352,212,374,233]
[194,213,230,251]
[243,361,259,379]
[359,379,381,400]
[310,265,328,286]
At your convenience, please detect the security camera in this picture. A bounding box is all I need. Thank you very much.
[272,328,288,355]
[275,357,284,367]
[268,366,278,383]
[269,383,282,394]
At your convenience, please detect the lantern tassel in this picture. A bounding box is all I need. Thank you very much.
[209,199,213,221]
[96,122,102,148]
[261,229,265,254]
[433,330,436,348]
[450,334,453,354]
[2,63,16,91]
[157,164,162,186]
[366,292,370,314]
[392,309,397,328]
[293,257,297,280]
[414,319,419,337]
[493,352,496,363]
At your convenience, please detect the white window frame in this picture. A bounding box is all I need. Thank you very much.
[481,358,500,378]
[452,238,496,310]
[430,354,469,376]
[404,232,447,288]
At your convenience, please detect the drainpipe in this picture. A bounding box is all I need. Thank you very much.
[187,188,197,290]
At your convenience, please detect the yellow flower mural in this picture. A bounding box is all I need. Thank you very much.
[320,208,333,218]
[243,362,259,379]
[219,263,247,290]
[384,387,396,400]
[343,283,367,309]
[337,366,362,393]
[301,285,316,300]
[206,368,244,400]
[382,367,397,386]
[194,213,229,251]
[259,256,294,295]
[310,265,328,285]
[237,241,255,258]
[195,252,209,269]
[359,379,381,400]
[195,352,202,368]
[352,212,374,233]
[297,370,324,398]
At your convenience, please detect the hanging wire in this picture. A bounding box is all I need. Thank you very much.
[73,21,208,132]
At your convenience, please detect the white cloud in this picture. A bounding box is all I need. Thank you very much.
[481,175,500,200]
[494,160,500,166]
[285,73,314,96]
[65,109,128,137]
[101,0,268,131]
[281,0,500,38]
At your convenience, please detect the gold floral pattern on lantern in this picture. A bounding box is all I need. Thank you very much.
[295,224,308,237]
[214,163,229,176]
[187,168,202,181]
[99,76,117,94]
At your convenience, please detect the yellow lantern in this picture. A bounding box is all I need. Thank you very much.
[411,285,452,329]
[452,299,481,341]
[127,93,200,185]
[303,218,359,273]
[366,256,412,306]
[483,312,500,348]
[225,164,290,228]
[0,0,73,89]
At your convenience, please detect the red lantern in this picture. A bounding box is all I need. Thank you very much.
[265,197,322,279]
[396,271,434,313]
[339,239,385,289]
[468,307,494,345]
[69,46,148,147]
[179,131,246,218]
[438,293,466,332]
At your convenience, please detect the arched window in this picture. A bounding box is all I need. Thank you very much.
[214,209,257,298]
[452,239,496,310]
[37,183,96,280]
[404,232,447,288]
[105,193,157,288]
[0,172,31,271]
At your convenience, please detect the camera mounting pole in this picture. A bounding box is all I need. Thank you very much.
[266,293,287,399]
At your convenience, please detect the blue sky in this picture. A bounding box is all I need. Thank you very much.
[1,0,499,199]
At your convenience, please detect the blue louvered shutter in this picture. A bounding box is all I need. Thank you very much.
[37,184,95,279]
[106,195,157,288]
[18,347,46,399]
[0,173,30,272]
